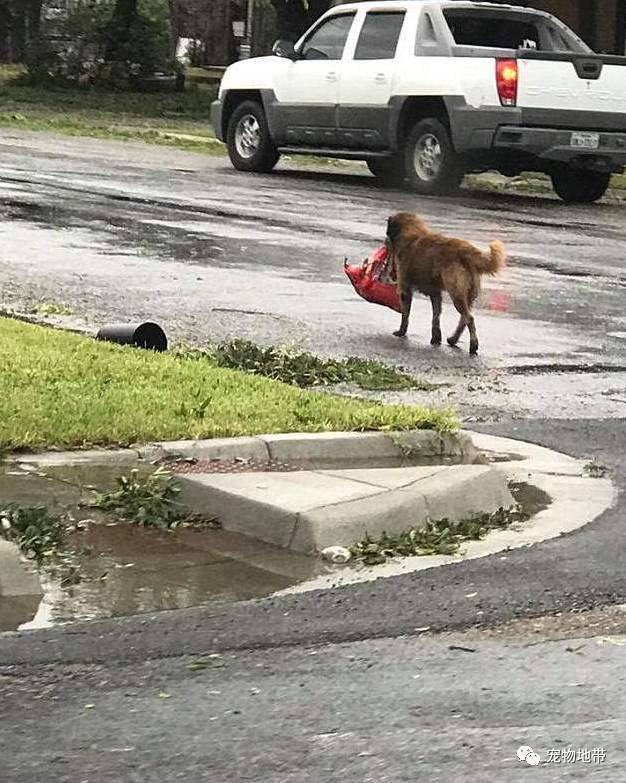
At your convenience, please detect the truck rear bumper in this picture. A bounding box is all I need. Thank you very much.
[494,125,626,170]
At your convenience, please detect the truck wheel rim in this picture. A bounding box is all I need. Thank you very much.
[414,133,442,181]
[235,114,261,158]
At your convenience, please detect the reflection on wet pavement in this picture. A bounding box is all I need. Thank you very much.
[26,523,297,629]
[0,464,324,631]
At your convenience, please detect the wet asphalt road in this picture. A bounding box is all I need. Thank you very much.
[0,131,626,420]
[1,132,626,781]
[3,628,626,782]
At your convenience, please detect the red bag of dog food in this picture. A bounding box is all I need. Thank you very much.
[344,245,401,313]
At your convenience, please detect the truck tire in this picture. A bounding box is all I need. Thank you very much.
[550,167,611,204]
[366,157,405,187]
[226,100,279,173]
[404,118,464,196]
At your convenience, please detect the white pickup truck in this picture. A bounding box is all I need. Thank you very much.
[212,1,626,202]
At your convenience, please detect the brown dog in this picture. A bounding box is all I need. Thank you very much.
[386,212,506,354]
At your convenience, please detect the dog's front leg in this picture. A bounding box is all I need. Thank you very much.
[394,285,412,337]
[430,293,442,345]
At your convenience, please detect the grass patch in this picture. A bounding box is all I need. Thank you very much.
[31,301,74,316]
[350,505,529,564]
[466,170,626,199]
[611,173,626,190]
[89,468,217,530]
[201,339,438,391]
[464,172,553,197]
[0,64,223,154]
[0,317,455,450]
[584,459,609,478]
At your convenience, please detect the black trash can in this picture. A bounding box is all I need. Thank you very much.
[96,322,168,352]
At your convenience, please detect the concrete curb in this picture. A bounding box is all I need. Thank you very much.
[178,464,514,554]
[257,431,477,469]
[10,449,140,468]
[141,430,479,469]
[7,430,477,471]
[276,431,618,595]
[0,540,42,601]
[1,429,616,604]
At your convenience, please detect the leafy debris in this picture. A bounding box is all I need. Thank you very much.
[88,468,219,530]
[350,506,530,565]
[181,339,438,392]
[0,505,66,562]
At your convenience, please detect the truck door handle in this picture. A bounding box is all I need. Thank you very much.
[374,73,387,83]
[325,71,338,82]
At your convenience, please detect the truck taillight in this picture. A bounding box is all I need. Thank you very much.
[496,59,518,106]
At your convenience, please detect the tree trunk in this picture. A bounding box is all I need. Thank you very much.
[112,0,139,25]
[270,0,330,41]
[25,0,42,42]
[12,3,26,61]
[0,1,13,60]
[615,0,626,53]
[106,0,139,61]
[168,0,180,60]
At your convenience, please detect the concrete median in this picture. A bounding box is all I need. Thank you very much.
[0,540,42,630]
[179,464,514,554]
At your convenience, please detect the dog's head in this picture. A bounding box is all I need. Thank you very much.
[386,212,427,247]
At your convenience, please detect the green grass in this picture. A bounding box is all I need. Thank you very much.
[0,317,456,451]
[31,301,74,316]
[0,64,224,153]
[610,173,626,190]
[466,170,626,199]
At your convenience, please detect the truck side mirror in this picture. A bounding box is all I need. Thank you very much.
[272,39,298,60]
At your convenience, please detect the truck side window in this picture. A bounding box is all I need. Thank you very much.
[354,12,406,60]
[299,14,355,61]
[444,11,539,50]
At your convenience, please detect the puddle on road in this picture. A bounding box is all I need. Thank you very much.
[509,481,551,517]
[26,523,303,630]
[0,464,325,631]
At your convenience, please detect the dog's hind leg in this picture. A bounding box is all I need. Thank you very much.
[467,314,479,355]
[394,284,413,338]
[430,293,442,345]
[448,296,479,354]
[447,315,466,347]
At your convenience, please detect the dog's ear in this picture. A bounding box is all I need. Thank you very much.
[386,215,401,243]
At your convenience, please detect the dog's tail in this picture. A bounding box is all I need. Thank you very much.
[469,240,506,275]
[482,240,506,275]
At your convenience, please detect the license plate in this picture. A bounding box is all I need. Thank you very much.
[571,132,600,149]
